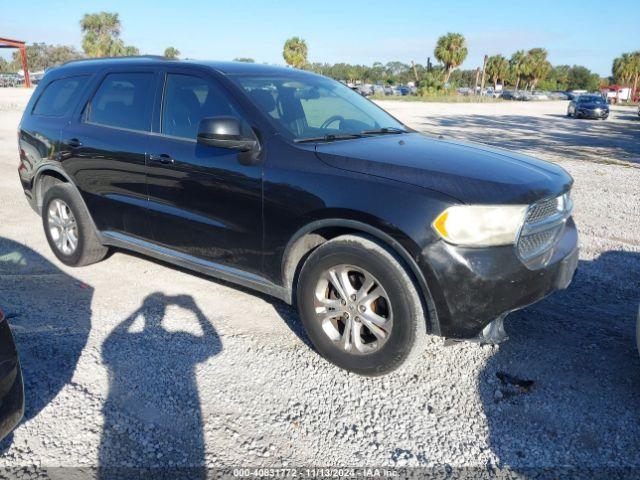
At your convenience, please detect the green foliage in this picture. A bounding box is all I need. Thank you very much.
[0,57,11,73]
[80,12,137,57]
[485,55,509,88]
[304,61,427,85]
[434,33,468,83]
[10,43,83,71]
[164,47,180,59]
[282,37,308,68]
[233,57,255,63]
[508,50,526,89]
[567,66,600,91]
[418,69,444,95]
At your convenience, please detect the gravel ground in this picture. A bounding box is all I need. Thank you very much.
[0,89,639,476]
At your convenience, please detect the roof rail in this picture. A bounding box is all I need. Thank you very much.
[61,55,174,66]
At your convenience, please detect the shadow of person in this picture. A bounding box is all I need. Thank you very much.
[99,292,221,479]
[0,237,93,452]
[479,250,640,474]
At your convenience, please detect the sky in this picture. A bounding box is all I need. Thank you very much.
[0,0,635,76]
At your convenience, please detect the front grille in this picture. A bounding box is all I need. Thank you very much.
[517,192,572,268]
[526,197,561,223]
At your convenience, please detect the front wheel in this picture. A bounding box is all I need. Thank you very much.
[296,234,428,375]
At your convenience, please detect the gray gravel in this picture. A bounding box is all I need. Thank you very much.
[0,89,639,475]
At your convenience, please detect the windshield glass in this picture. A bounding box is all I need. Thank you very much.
[578,95,605,104]
[230,73,405,141]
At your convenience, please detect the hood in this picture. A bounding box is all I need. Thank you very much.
[314,133,573,205]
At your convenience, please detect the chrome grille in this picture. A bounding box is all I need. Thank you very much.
[517,192,572,268]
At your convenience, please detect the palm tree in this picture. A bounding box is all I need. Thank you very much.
[523,48,551,91]
[434,33,468,84]
[485,55,509,89]
[80,11,138,57]
[509,50,526,90]
[164,47,180,59]
[283,37,308,69]
[613,52,640,102]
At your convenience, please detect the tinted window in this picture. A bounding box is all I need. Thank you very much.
[231,75,404,140]
[32,76,89,117]
[86,73,154,131]
[162,74,240,139]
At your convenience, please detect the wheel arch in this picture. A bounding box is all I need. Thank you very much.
[33,166,101,237]
[282,218,441,335]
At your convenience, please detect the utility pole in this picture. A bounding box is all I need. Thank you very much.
[473,67,481,95]
[427,57,432,72]
[480,55,488,95]
[411,60,420,83]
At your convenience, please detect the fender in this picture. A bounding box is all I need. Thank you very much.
[32,165,102,238]
[282,218,441,335]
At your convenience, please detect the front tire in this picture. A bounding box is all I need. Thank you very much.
[296,234,428,375]
[42,183,108,267]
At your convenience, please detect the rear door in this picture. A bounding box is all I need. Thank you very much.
[60,68,158,239]
[145,68,263,275]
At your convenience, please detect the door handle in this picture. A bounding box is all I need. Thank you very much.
[67,138,82,148]
[149,153,174,165]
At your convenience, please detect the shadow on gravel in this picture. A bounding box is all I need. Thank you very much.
[99,292,221,479]
[0,237,94,452]
[479,250,640,471]
[421,113,640,164]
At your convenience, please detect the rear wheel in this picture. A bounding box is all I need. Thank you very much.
[296,234,428,375]
[42,183,108,267]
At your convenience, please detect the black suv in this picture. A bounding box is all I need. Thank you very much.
[18,57,578,375]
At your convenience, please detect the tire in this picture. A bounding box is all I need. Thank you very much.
[42,183,108,267]
[296,234,428,376]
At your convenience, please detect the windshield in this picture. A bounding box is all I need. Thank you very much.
[230,73,406,141]
[578,95,605,104]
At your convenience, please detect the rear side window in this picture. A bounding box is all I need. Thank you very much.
[32,76,89,117]
[85,72,154,131]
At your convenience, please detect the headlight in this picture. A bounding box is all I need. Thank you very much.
[432,205,528,247]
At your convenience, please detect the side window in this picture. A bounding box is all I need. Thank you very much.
[162,74,242,139]
[85,72,154,131]
[32,76,89,117]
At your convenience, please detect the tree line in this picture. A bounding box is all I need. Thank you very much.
[1,11,637,99]
[283,35,615,93]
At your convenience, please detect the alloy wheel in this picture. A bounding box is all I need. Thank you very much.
[314,264,393,355]
[47,199,78,255]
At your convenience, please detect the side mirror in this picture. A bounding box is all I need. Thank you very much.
[197,116,258,152]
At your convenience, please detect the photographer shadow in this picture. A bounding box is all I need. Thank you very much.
[99,292,222,479]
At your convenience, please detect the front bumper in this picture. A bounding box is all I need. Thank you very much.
[419,217,579,338]
[0,311,24,442]
[577,108,609,118]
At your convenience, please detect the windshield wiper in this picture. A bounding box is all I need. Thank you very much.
[361,127,408,135]
[294,133,364,143]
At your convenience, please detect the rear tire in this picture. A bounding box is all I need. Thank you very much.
[42,183,108,267]
[296,234,428,376]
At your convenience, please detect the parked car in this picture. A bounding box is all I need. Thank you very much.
[567,94,609,119]
[550,91,569,100]
[371,84,385,96]
[397,85,410,96]
[500,90,518,100]
[18,58,578,375]
[0,309,24,441]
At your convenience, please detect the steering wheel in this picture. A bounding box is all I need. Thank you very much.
[320,115,345,130]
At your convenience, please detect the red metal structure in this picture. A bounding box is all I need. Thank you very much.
[0,37,30,87]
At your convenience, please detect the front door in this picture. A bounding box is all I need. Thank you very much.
[146,70,263,275]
